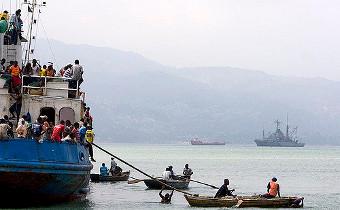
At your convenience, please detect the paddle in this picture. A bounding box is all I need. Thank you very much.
[234,199,243,208]
[189,179,219,189]
[127,178,145,184]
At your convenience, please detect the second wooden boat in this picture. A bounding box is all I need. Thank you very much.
[184,194,303,208]
[90,171,130,182]
[144,179,190,189]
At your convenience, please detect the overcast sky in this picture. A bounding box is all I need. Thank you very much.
[3,0,340,80]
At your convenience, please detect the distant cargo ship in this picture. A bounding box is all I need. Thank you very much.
[190,138,226,145]
[254,119,305,147]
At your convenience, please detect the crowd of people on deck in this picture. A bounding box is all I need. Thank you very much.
[1,57,84,95]
[0,104,96,161]
[1,9,26,45]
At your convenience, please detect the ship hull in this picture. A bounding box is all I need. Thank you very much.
[190,140,225,145]
[0,139,92,207]
[254,140,305,147]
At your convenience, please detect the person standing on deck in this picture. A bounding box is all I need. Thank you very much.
[9,89,22,122]
[262,177,280,198]
[183,164,193,179]
[71,59,83,88]
[32,59,41,76]
[72,122,80,142]
[51,120,65,142]
[159,186,174,204]
[100,163,109,176]
[214,179,235,198]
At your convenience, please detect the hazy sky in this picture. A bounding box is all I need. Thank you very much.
[3,0,340,80]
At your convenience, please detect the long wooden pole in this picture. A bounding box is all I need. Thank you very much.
[91,142,193,196]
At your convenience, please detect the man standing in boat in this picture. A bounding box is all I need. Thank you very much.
[262,177,280,198]
[214,179,235,198]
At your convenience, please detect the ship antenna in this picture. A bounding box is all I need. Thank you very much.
[275,120,280,131]
[23,0,46,64]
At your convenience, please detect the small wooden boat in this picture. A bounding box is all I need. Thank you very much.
[144,178,190,189]
[184,195,303,208]
[90,171,130,182]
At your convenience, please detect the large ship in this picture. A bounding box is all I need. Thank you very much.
[254,119,305,147]
[0,1,92,206]
[190,138,226,145]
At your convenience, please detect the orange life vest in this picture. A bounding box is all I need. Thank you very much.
[11,65,20,77]
[269,181,279,196]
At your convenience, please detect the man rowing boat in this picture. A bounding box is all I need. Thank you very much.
[214,179,236,198]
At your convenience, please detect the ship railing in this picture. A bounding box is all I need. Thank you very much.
[21,75,84,100]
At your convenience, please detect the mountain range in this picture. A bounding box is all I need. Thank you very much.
[34,40,340,145]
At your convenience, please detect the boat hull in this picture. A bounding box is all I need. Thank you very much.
[254,140,305,147]
[90,171,130,182]
[144,179,190,189]
[0,139,92,206]
[184,195,302,208]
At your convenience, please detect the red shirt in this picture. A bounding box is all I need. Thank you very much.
[51,124,65,142]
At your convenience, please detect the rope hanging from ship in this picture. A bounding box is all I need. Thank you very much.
[91,142,194,196]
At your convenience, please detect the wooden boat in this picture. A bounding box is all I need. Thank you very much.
[90,171,130,182]
[184,195,303,208]
[144,178,190,189]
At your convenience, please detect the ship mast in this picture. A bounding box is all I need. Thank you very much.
[23,0,46,64]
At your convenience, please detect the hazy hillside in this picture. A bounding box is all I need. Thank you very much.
[34,40,340,145]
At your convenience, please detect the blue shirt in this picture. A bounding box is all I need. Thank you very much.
[100,166,108,176]
[79,126,87,142]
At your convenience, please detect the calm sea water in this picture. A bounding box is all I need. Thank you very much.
[43,144,339,209]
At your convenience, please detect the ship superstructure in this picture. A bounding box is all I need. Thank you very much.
[254,119,305,147]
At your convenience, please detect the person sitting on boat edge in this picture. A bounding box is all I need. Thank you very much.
[162,167,171,180]
[159,185,174,204]
[214,179,235,198]
[262,177,280,198]
[183,164,193,179]
[85,126,96,162]
[100,163,109,176]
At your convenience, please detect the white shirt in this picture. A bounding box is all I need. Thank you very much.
[162,171,171,180]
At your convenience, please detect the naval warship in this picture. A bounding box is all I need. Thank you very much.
[254,119,305,147]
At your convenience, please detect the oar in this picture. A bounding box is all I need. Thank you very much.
[91,142,194,196]
[189,179,219,189]
[127,178,145,184]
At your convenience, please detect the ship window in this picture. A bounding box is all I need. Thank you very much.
[40,107,55,125]
[59,107,75,123]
